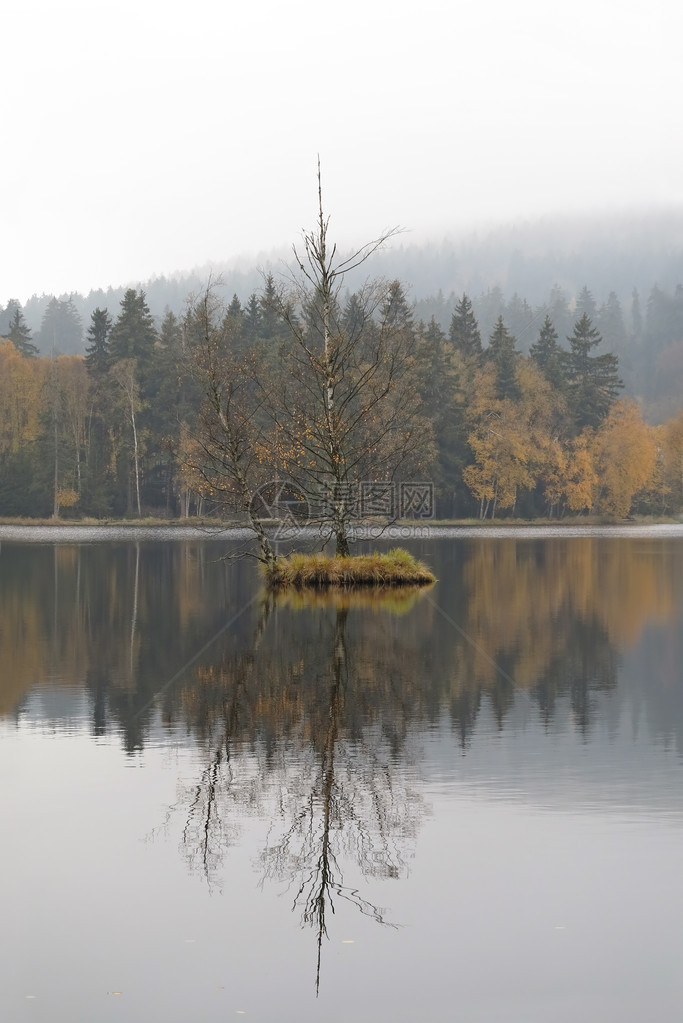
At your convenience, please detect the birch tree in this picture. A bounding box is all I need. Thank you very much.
[184,283,279,568]
[267,163,431,556]
[111,359,144,517]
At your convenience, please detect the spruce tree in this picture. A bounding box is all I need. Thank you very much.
[566,313,622,431]
[417,316,464,515]
[630,287,643,345]
[341,292,367,340]
[0,299,21,337]
[597,292,626,354]
[108,290,159,514]
[259,273,281,339]
[82,308,114,515]
[575,285,597,322]
[242,293,262,345]
[487,316,519,400]
[529,315,566,392]
[85,308,112,381]
[109,289,157,372]
[449,294,482,361]
[226,294,243,325]
[8,308,38,357]
[547,284,573,341]
[39,297,83,355]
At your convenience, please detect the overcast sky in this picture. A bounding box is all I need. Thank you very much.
[2,0,681,306]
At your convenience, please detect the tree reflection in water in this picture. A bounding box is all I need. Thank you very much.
[175,587,429,993]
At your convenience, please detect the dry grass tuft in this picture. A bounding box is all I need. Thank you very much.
[265,548,436,589]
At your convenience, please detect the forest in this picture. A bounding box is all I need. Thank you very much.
[1,269,683,521]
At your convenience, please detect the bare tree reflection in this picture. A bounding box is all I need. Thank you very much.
[258,606,420,993]
[176,594,274,888]
[174,591,427,991]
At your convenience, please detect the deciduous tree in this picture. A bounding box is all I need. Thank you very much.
[268,166,430,555]
[591,400,657,517]
[184,282,278,566]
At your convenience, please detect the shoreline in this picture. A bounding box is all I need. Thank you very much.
[2,520,683,545]
[0,514,680,529]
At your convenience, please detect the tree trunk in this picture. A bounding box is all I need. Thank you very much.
[130,405,141,517]
[335,526,350,558]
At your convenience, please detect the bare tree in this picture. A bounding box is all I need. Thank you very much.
[266,162,432,556]
[184,281,279,568]
[185,170,432,561]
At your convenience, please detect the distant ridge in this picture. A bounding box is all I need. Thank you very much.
[14,205,683,334]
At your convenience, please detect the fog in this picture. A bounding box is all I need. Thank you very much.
[2,0,681,305]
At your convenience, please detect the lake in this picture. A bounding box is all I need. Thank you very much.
[1,526,683,1022]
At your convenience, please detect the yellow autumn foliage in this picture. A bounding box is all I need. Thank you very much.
[591,400,657,517]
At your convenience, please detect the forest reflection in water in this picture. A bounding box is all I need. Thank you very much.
[1,532,683,1003]
[2,533,681,743]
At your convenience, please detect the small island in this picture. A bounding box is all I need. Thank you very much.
[264,548,436,589]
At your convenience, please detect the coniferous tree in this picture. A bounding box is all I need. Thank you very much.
[39,297,83,355]
[474,286,505,344]
[341,292,367,340]
[547,284,573,342]
[109,289,157,376]
[0,299,21,338]
[85,308,112,381]
[575,285,597,322]
[220,294,250,360]
[449,294,482,362]
[107,290,159,514]
[417,317,448,403]
[149,310,187,512]
[566,313,622,431]
[242,293,262,345]
[486,316,519,401]
[226,294,243,325]
[630,287,643,345]
[417,316,464,515]
[380,281,414,344]
[597,292,626,354]
[82,308,114,515]
[505,293,535,351]
[8,308,39,357]
[529,315,566,392]
[260,273,281,339]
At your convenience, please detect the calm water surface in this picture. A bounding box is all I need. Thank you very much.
[1,529,683,1022]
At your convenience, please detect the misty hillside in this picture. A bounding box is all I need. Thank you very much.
[3,208,683,420]
[8,207,683,320]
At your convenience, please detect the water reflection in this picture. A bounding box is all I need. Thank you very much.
[421,536,681,741]
[2,535,682,748]
[2,533,683,1017]
[174,590,427,992]
[0,540,256,744]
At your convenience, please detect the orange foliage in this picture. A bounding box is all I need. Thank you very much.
[591,400,657,516]
[0,340,46,454]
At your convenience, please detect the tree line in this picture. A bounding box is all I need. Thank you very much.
[2,273,683,521]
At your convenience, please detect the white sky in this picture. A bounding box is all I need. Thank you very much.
[2,0,681,305]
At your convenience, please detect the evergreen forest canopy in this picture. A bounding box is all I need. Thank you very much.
[2,213,683,522]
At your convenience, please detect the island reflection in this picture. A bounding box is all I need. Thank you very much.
[2,535,682,748]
